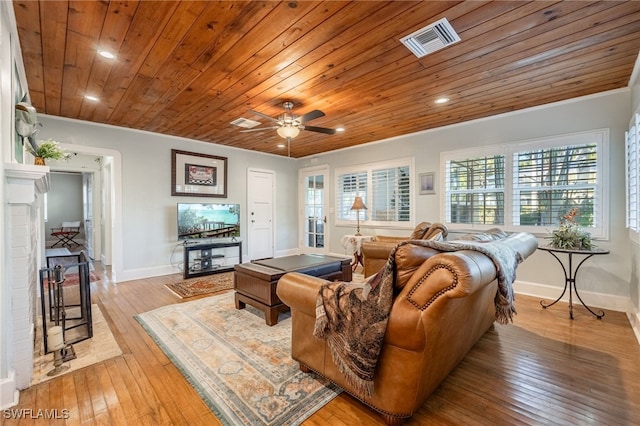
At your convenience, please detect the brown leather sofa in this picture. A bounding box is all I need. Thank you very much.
[276,231,538,425]
[362,222,448,277]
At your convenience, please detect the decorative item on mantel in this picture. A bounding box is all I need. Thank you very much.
[548,208,593,250]
[27,139,70,165]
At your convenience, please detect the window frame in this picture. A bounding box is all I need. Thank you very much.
[335,157,414,230]
[440,129,609,239]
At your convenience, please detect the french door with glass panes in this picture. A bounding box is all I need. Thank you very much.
[299,166,329,254]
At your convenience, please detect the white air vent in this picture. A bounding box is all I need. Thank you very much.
[231,117,261,129]
[400,18,460,58]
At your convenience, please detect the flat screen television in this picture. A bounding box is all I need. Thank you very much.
[177,203,240,241]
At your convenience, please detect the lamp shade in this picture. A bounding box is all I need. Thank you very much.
[350,196,367,210]
[276,125,300,139]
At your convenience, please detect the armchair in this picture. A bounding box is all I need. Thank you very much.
[277,231,538,425]
[362,222,448,277]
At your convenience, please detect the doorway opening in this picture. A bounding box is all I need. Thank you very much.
[47,144,123,282]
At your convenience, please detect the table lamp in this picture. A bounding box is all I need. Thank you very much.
[350,196,367,236]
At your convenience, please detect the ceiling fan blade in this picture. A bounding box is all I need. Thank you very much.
[249,110,279,123]
[299,109,325,123]
[303,125,336,135]
[239,126,279,133]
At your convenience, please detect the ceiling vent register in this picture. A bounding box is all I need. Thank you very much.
[400,17,460,58]
[230,117,261,129]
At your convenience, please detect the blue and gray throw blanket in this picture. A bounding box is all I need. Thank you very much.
[313,237,524,397]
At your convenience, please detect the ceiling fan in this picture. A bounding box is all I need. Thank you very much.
[240,101,337,140]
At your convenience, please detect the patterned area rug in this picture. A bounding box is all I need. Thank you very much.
[135,292,342,425]
[165,272,234,298]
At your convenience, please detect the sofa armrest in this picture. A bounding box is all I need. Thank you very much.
[385,250,498,351]
[276,272,327,316]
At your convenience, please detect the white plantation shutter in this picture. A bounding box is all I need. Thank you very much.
[513,144,597,227]
[444,156,505,225]
[336,171,367,221]
[370,165,411,222]
[626,113,639,231]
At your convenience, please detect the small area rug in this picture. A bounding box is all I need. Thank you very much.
[135,292,342,425]
[33,304,122,384]
[164,271,234,298]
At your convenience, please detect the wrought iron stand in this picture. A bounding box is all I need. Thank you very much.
[538,246,609,320]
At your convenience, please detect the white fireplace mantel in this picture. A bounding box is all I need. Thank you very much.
[4,163,50,204]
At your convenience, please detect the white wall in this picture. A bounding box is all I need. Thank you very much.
[36,115,299,281]
[301,90,633,313]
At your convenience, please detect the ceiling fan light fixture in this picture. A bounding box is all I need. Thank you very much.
[277,125,300,139]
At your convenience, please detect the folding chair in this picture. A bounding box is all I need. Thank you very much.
[51,221,81,248]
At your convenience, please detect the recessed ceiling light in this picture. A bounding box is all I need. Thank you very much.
[336,127,345,132]
[85,95,99,102]
[98,50,116,59]
[435,97,450,104]
[277,143,286,148]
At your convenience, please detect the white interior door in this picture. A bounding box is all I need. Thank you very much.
[299,166,329,254]
[247,168,275,260]
[82,173,94,259]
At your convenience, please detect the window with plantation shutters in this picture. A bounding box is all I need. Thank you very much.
[514,144,597,228]
[626,113,639,232]
[445,155,505,225]
[441,129,608,239]
[336,158,413,228]
[336,170,367,222]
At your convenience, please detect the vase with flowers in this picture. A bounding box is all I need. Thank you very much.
[27,139,70,165]
[548,208,593,250]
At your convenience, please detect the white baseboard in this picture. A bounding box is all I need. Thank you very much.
[0,370,19,409]
[514,279,631,313]
[116,249,301,282]
[627,311,640,345]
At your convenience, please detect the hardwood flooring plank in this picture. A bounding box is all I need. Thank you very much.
[72,371,96,426]
[60,374,79,426]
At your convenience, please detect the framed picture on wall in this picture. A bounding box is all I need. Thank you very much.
[419,172,436,195]
[171,149,227,197]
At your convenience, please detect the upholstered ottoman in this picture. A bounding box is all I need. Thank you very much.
[234,254,352,325]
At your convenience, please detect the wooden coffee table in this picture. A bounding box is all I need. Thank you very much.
[234,254,352,325]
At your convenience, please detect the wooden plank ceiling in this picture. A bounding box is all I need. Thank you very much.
[12,1,640,158]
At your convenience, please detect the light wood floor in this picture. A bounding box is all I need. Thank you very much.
[3,263,639,425]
